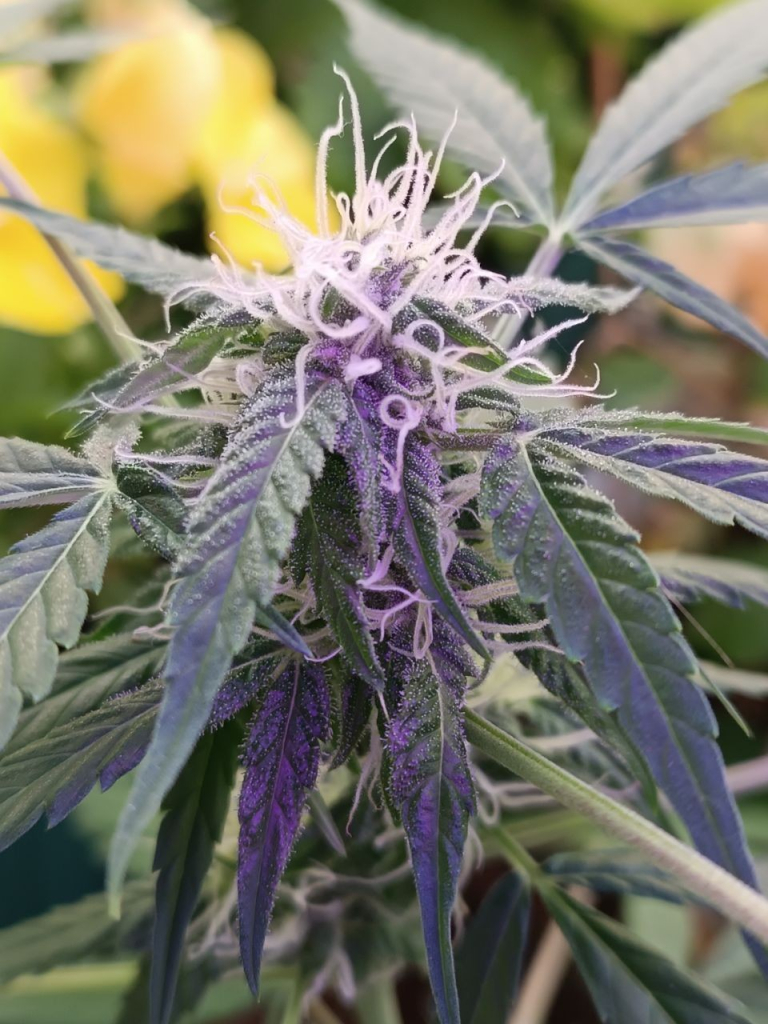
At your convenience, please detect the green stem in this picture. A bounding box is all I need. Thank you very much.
[357,975,402,1024]
[465,708,768,947]
[493,234,564,349]
[0,150,140,364]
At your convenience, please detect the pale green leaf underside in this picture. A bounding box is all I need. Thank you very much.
[334,0,554,224]
[550,407,768,447]
[562,0,768,229]
[0,492,112,751]
[0,437,103,509]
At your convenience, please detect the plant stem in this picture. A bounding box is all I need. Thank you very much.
[465,708,768,947]
[0,150,140,364]
[357,975,402,1024]
[493,234,564,349]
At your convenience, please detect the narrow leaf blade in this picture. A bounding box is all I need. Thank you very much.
[238,663,329,993]
[455,872,530,1024]
[578,234,768,357]
[563,0,768,227]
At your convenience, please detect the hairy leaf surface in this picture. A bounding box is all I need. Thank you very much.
[333,0,553,223]
[108,373,345,903]
[562,0,768,228]
[479,440,761,903]
[552,406,768,447]
[0,492,112,750]
[238,663,329,993]
[536,427,768,538]
[388,662,473,1024]
[0,437,103,509]
[306,456,384,688]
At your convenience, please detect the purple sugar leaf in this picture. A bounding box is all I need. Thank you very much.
[329,666,372,769]
[479,438,767,973]
[306,455,384,689]
[538,427,768,538]
[582,162,768,233]
[336,388,383,555]
[536,425,768,540]
[238,662,330,994]
[388,661,474,1024]
[108,372,346,904]
[578,235,768,358]
[396,437,488,660]
[207,641,280,729]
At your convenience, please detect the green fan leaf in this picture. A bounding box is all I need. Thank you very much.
[332,0,554,224]
[0,437,104,509]
[0,881,154,987]
[150,724,239,1024]
[455,872,530,1024]
[478,439,762,907]
[5,634,165,754]
[0,682,162,852]
[541,886,752,1024]
[108,371,346,905]
[0,491,113,750]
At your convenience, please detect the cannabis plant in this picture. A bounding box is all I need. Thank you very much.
[4,0,768,1021]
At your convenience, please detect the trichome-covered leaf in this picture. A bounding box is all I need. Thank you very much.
[108,372,345,904]
[0,491,113,750]
[0,437,104,509]
[479,439,762,916]
[238,662,329,994]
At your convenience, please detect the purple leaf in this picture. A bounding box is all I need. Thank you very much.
[238,662,330,994]
[479,439,765,963]
[396,437,488,660]
[336,387,383,555]
[582,162,768,232]
[388,658,474,1024]
[108,373,345,903]
[578,235,768,357]
[537,426,768,538]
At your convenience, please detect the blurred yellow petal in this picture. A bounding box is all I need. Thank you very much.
[0,67,124,334]
[194,28,275,179]
[199,103,324,272]
[0,220,123,334]
[75,2,219,222]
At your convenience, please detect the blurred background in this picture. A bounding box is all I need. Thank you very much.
[1,0,768,1021]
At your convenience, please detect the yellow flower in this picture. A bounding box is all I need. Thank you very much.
[75,1,220,224]
[0,68,124,335]
[76,0,328,270]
